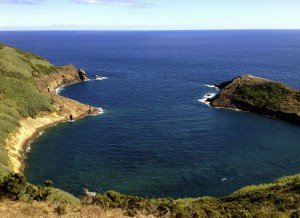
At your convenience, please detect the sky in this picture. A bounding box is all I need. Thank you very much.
[0,0,300,30]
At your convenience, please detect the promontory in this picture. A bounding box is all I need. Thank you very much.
[209,75,300,125]
[0,42,101,175]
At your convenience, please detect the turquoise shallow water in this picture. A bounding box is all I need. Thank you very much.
[0,30,299,198]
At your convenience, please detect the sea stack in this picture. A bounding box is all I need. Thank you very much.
[78,69,88,81]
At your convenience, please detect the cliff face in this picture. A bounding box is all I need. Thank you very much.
[36,65,99,119]
[209,75,300,125]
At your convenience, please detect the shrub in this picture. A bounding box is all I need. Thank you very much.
[46,187,80,205]
[232,82,291,110]
[0,173,50,201]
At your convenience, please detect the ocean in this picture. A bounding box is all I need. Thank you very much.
[1,30,299,198]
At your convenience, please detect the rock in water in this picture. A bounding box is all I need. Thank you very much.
[78,69,88,81]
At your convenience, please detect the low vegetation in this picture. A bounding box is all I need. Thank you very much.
[0,43,55,175]
[89,173,300,217]
[0,173,79,205]
[0,173,299,217]
[232,82,292,110]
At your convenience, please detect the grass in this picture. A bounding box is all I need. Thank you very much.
[0,44,58,78]
[46,187,80,205]
[232,82,291,110]
[0,43,56,174]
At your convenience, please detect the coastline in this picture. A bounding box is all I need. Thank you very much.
[5,66,103,173]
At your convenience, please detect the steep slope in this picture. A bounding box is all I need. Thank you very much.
[0,43,100,175]
[209,75,300,125]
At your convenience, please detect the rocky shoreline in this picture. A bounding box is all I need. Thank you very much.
[209,75,300,125]
[5,66,103,173]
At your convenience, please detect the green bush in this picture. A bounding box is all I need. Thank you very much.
[0,173,50,201]
[232,82,291,110]
[46,187,80,205]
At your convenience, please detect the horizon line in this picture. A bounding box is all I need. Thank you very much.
[1,28,300,32]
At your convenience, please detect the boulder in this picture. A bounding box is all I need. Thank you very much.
[78,69,88,81]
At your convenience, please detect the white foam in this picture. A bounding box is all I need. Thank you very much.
[221,178,227,182]
[85,77,108,82]
[26,140,33,153]
[93,107,104,116]
[204,84,219,91]
[221,177,234,182]
[55,86,66,94]
[95,77,108,81]
[198,93,216,106]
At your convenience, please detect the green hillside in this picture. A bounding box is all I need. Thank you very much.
[0,43,57,177]
[0,42,57,78]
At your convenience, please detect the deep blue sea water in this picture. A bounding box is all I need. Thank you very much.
[0,30,300,198]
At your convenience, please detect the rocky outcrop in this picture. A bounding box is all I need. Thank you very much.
[78,69,88,81]
[36,65,82,92]
[209,75,300,125]
[36,65,99,120]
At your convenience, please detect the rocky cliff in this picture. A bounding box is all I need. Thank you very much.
[209,75,300,125]
[36,65,99,119]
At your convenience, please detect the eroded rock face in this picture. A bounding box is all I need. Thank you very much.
[34,64,100,116]
[78,69,88,81]
[209,75,300,125]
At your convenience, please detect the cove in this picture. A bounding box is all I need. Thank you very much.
[1,30,298,198]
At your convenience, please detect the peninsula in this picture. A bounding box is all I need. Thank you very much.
[209,75,300,125]
[0,42,101,175]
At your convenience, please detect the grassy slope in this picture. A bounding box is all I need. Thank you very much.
[0,43,80,207]
[211,75,300,114]
[0,43,58,177]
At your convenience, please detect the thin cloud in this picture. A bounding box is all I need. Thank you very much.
[73,0,153,8]
[0,0,45,4]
